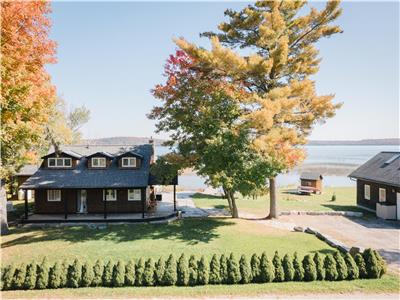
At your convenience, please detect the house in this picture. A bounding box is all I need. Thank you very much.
[298,172,323,194]
[349,151,400,220]
[20,141,178,221]
[10,164,38,200]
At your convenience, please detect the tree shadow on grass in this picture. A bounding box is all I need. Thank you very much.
[321,204,366,213]
[191,193,224,200]
[2,218,235,248]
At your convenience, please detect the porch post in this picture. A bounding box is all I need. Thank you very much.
[64,190,68,219]
[24,189,28,220]
[141,188,145,219]
[104,189,107,219]
[173,185,176,212]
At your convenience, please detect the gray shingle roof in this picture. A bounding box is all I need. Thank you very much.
[21,144,154,189]
[348,151,400,187]
[16,165,39,176]
[300,172,323,181]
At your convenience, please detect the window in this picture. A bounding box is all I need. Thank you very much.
[122,157,137,168]
[47,190,61,202]
[48,157,72,168]
[103,189,117,201]
[379,188,386,202]
[92,157,106,168]
[128,189,141,201]
[364,184,370,200]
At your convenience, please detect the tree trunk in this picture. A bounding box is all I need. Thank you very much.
[0,181,9,235]
[229,191,239,218]
[223,187,233,213]
[267,177,278,219]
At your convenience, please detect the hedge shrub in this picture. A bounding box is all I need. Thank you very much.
[1,249,387,291]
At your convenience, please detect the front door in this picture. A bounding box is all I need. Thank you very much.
[77,190,87,213]
[397,193,400,220]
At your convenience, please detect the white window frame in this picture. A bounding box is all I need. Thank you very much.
[48,157,72,168]
[379,188,386,203]
[103,189,117,201]
[128,189,141,201]
[92,157,106,168]
[47,190,61,202]
[122,157,137,168]
[364,184,370,200]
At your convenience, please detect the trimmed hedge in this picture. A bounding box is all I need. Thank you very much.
[0,249,386,290]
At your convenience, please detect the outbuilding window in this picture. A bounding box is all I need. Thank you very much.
[122,157,136,168]
[103,189,117,201]
[92,157,106,168]
[48,157,72,168]
[379,188,386,202]
[128,189,141,201]
[47,190,61,202]
[364,184,370,200]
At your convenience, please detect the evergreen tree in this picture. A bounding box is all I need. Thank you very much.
[324,254,338,281]
[209,254,221,284]
[163,254,177,286]
[250,253,261,283]
[302,254,317,281]
[125,259,136,286]
[334,252,348,281]
[59,260,68,288]
[112,260,126,287]
[81,261,94,287]
[219,254,228,284]
[292,253,304,281]
[92,259,104,287]
[102,260,114,287]
[239,255,251,284]
[23,263,37,290]
[282,254,294,281]
[48,262,63,289]
[67,259,82,288]
[373,249,387,277]
[313,253,325,280]
[2,264,15,290]
[11,264,26,290]
[188,255,198,286]
[227,253,241,284]
[135,258,145,286]
[197,255,210,285]
[344,253,359,280]
[155,257,166,286]
[177,254,189,286]
[259,252,274,283]
[354,253,367,279]
[36,257,50,289]
[272,251,284,282]
[143,258,155,286]
[363,249,380,279]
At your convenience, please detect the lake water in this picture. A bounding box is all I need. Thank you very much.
[156,145,399,189]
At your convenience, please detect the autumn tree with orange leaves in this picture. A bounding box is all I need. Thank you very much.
[1,1,57,233]
[158,0,343,218]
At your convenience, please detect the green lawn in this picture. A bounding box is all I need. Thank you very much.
[2,274,399,298]
[2,218,335,266]
[192,187,361,218]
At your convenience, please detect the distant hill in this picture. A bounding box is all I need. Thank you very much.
[82,137,399,147]
[82,136,165,146]
[308,138,400,146]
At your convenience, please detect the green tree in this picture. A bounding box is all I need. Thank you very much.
[239,254,252,284]
[67,259,82,288]
[92,259,104,287]
[23,262,37,290]
[363,249,381,279]
[135,258,145,286]
[175,0,343,218]
[227,253,241,284]
[282,254,294,281]
[163,254,177,286]
[197,255,210,285]
[344,253,359,280]
[48,262,62,289]
[188,255,198,286]
[324,254,338,281]
[102,260,114,287]
[250,253,261,283]
[12,264,26,290]
[313,253,325,280]
[272,251,284,282]
[143,258,155,286]
[125,259,136,286]
[373,249,387,277]
[354,253,367,279]
[81,261,94,287]
[177,254,189,286]
[302,254,317,281]
[259,252,274,283]
[155,257,165,286]
[293,253,304,281]
[209,254,221,284]
[112,260,126,287]
[2,264,15,290]
[334,252,348,280]
[36,257,50,289]
[219,254,228,284]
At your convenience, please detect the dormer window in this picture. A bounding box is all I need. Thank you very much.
[92,157,106,168]
[48,157,72,168]
[122,157,136,168]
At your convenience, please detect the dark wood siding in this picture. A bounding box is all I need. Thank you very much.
[357,179,399,210]
[34,188,148,214]
[300,179,322,191]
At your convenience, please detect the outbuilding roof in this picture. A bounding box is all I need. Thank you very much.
[348,151,400,187]
[300,172,323,181]
[21,144,154,189]
[16,165,39,176]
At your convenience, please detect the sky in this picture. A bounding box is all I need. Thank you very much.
[47,1,399,141]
